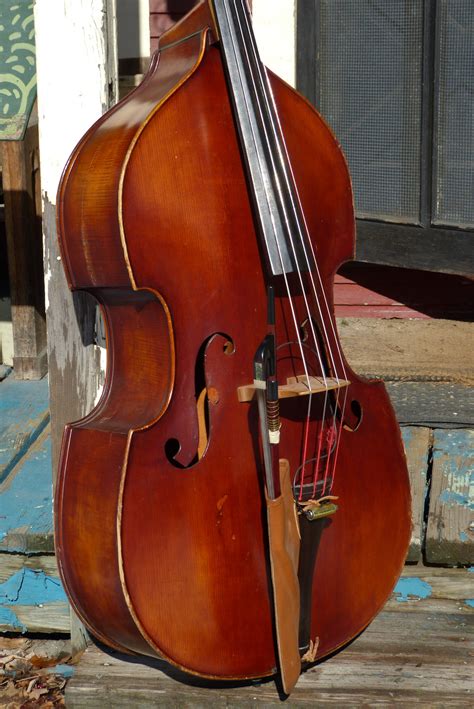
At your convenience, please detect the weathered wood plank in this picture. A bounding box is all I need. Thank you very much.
[66,569,473,706]
[336,318,474,385]
[0,554,59,581]
[426,429,474,565]
[401,427,430,562]
[66,613,473,705]
[66,649,474,707]
[355,219,474,278]
[0,553,69,634]
[0,425,54,553]
[0,375,49,484]
[390,567,473,609]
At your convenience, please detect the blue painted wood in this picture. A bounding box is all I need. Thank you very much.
[0,424,53,551]
[393,577,432,602]
[426,428,474,564]
[0,374,49,484]
[0,565,68,633]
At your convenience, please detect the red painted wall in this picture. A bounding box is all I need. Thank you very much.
[149,1,253,51]
[149,1,197,51]
[335,264,473,320]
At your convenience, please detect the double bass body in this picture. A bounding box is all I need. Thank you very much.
[55,2,411,680]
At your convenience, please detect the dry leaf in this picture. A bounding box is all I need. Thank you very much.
[301,636,320,663]
[0,639,30,652]
[28,686,49,701]
[1,679,19,697]
[29,655,69,670]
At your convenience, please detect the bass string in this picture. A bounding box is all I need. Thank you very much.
[296,222,350,497]
[242,0,351,492]
[288,188,350,498]
[224,0,315,382]
[236,0,348,496]
[263,95,350,499]
[231,0,331,501]
[227,0,347,500]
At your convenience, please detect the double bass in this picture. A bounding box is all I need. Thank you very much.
[55,0,411,693]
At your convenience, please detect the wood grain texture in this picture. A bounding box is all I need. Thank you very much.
[401,427,430,563]
[55,14,211,662]
[65,569,473,707]
[356,220,474,278]
[336,318,474,385]
[426,429,474,565]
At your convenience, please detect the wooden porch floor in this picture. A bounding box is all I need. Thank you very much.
[65,567,473,707]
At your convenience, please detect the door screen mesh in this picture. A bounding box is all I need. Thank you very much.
[433,0,474,228]
[317,0,423,223]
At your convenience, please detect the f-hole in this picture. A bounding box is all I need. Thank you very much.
[165,333,234,469]
[342,399,363,432]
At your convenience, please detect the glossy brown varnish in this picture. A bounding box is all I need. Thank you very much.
[56,1,411,681]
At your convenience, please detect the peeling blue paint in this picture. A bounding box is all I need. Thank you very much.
[0,567,68,633]
[432,429,473,459]
[0,606,26,632]
[394,577,432,602]
[0,568,67,607]
[465,599,474,608]
[0,428,53,550]
[0,376,50,483]
[459,531,468,542]
[439,489,473,510]
[432,431,474,522]
[46,664,75,679]
[468,567,474,573]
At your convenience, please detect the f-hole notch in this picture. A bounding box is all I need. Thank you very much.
[342,399,363,432]
[165,333,234,469]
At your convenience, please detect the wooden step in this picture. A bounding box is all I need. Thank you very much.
[65,568,473,707]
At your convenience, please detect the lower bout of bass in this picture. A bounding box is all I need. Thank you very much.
[55,426,156,658]
[55,377,411,680]
[116,376,411,679]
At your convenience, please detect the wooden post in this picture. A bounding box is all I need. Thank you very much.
[34,0,118,651]
[2,113,47,379]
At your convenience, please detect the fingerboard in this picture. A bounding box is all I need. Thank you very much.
[211,0,314,276]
